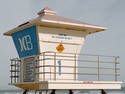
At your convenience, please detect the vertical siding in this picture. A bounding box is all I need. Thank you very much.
[37,26,87,81]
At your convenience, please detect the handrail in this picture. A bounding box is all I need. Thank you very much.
[35,65,120,70]
[36,58,119,64]
[10,51,120,84]
[35,72,120,76]
[39,51,119,58]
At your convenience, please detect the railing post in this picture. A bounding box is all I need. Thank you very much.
[11,60,13,84]
[97,56,100,81]
[50,66,52,80]
[115,57,118,81]
[17,60,19,83]
[18,59,21,82]
[43,53,45,81]
[54,52,56,80]
[74,54,77,80]
[34,56,38,82]
[15,60,16,83]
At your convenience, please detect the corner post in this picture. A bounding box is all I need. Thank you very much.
[54,52,56,80]
[115,57,118,81]
[74,54,77,81]
[97,56,100,81]
[43,52,45,81]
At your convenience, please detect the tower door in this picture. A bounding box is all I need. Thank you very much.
[23,56,35,82]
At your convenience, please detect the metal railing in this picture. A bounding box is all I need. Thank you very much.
[10,52,120,84]
[10,58,20,84]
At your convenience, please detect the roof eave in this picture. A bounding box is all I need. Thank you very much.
[3,19,41,36]
[39,19,107,34]
[4,19,107,36]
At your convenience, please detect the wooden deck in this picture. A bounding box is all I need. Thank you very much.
[11,80,122,90]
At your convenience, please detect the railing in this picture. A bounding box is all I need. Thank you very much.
[10,58,20,84]
[10,52,120,84]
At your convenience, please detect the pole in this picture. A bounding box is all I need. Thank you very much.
[115,57,118,81]
[54,53,56,80]
[43,53,45,81]
[74,54,77,80]
[97,56,100,81]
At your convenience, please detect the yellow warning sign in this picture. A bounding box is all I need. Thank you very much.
[56,43,64,52]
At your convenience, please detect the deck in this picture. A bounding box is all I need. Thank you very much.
[11,80,122,90]
[10,52,122,90]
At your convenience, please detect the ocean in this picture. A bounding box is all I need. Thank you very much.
[0,87,125,94]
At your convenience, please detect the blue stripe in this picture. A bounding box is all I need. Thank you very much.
[58,60,61,75]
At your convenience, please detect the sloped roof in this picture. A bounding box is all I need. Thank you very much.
[4,7,107,36]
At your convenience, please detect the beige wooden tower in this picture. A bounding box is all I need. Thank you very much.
[4,7,122,94]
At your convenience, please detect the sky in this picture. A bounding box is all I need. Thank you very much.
[0,0,125,89]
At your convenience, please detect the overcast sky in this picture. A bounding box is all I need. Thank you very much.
[0,0,125,89]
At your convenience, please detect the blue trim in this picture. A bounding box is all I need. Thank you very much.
[58,60,62,75]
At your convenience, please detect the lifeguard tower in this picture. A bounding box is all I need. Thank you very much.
[4,7,122,94]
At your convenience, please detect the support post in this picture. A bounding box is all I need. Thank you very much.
[46,90,48,94]
[101,89,107,94]
[39,91,42,94]
[69,90,74,94]
[50,90,56,94]
[35,90,37,94]
[23,90,28,94]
